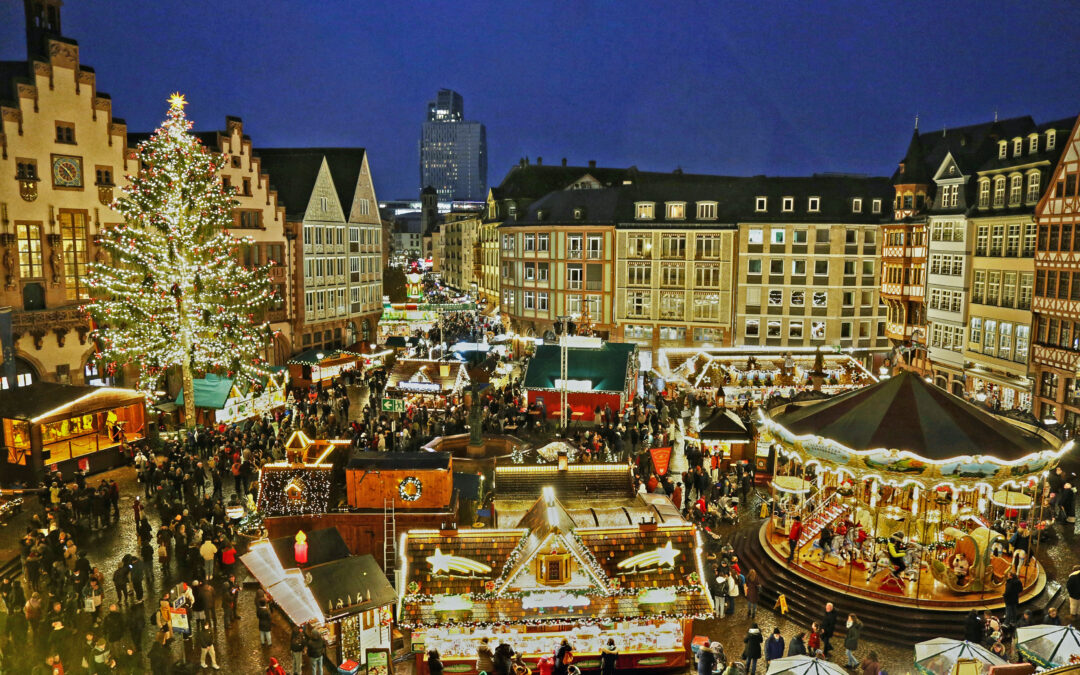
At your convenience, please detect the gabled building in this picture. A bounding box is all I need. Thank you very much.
[1031,115,1080,427]
[257,149,384,353]
[964,117,1072,410]
[0,0,133,386]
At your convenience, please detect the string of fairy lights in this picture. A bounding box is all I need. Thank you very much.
[84,93,276,396]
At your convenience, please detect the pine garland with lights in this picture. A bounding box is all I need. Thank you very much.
[85,93,275,425]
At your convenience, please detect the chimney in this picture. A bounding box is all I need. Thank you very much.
[537,157,543,166]
[561,158,567,167]
[588,160,596,169]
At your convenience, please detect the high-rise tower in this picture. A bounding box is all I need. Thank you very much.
[419,89,487,202]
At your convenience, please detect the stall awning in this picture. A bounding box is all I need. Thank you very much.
[699,409,749,441]
[523,342,636,393]
[288,348,360,366]
[175,374,235,410]
[0,383,143,424]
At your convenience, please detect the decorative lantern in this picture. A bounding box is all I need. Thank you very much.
[294,530,308,565]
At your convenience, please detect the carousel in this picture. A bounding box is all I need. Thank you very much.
[758,371,1072,608]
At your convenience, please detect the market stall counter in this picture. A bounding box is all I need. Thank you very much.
[0,382,145,483]
[398,489,711,675]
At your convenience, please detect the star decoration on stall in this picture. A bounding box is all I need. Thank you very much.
[427,546,492,576]
[616,541,680,572]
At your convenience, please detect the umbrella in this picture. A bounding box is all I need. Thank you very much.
[1016,624,1080,668]
[914,638,1007,675]
[766,656,848,675]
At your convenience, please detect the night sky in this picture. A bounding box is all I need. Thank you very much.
[2,1,1079,201]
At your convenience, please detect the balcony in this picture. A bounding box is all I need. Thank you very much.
[568,249,583,259]
[587,249,602,260]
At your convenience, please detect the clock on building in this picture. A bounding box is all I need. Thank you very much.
[51,155,83,188]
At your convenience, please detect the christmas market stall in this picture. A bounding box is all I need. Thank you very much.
[398,488,711,675]
[522,339,637,421]
[287,348,361,389]
[174,369,288,427]
[688,408,752,470]
[241,527,396,670]
[0,383,145,482]
[384,359,469,409]
[758,371,1073,608]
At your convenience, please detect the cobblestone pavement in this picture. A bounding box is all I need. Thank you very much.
[4,439,1074,674]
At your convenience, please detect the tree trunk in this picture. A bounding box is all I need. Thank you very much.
[181,359,196,429]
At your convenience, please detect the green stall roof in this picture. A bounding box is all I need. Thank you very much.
[523,342,636,393]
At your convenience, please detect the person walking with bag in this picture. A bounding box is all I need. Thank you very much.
[844,614,862,669]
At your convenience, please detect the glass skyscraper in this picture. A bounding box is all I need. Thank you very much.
[420,89,487,202]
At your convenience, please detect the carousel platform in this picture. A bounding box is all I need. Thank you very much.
[729,522,1064,646]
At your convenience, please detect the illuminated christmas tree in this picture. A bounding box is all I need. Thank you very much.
[86,93,276,427]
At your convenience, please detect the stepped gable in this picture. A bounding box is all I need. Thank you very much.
[773,371,1054,461]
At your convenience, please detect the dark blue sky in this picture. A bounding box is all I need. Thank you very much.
[3,1,1079,200]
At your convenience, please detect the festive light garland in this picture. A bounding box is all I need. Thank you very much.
[256,466,333,516]
[83,93,276,401]
[398,476,422,502]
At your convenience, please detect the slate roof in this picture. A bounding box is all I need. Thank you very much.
[523,343,636,393]
[492,163,632,201]
[347,452,451,471]
[890,117,1034,187]
[773,371,1056,461]
[507,172,894,228]
[699,409,750,440]
[306,554,396,620]
[267,527,351,569]
[255,148,368,221]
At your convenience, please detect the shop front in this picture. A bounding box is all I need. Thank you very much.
[522,340,637,421]
[384,359,468,410]
[0,383,145,483]
[288,349,361,389]
[399,490,711,675]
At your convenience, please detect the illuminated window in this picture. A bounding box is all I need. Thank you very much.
[16,222,43,279]
[60,211,89,300]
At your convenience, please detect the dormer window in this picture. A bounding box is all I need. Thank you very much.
[537,209,547,221]
[978,179,991,207]
[808,197,820,213]
[666,202,686,220]
[1047,130,1057,151]
[999,141,1008,159]
[941,184,959,208]
[573,208,583,220]
[697,202,717,220]
[508,204,518,218]
[635,202,655,220]
[1013,138,1023,157]
[1029,135,1039,154]
[782,197,794,212]
[852,198,862,214]
[871,199,882,214]
[755,197,768,212]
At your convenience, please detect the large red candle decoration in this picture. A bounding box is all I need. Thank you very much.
[294,530,308,564]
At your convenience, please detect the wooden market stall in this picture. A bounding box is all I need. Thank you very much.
[241,527,396,671]
[522,340,637,420]
[384,359,468,409]
[690,409,751,471]
[399,490,712,675]
[288,348,361,389]
[758,371,1072,608]
[175,369,288,428]
[0,382,145,482]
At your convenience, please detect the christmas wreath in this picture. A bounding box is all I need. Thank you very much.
[407,581,420,594]
[399,476,422,502]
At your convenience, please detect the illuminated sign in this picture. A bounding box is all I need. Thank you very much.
[396,381,442,393]
[554,379,593,392]
[617,542,680,571]
[427,547,492,575]
[521,591,590,610]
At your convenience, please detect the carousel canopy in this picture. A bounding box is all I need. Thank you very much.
[774,371,1055,461]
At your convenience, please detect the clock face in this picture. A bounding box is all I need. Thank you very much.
[52,155,83,188]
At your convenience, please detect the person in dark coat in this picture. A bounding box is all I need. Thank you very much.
[600,638,619,675]
[788,632,807,657]
[764,628,785,667]
[743,624,764,675]
[554,638,573,675]
[306,626,326,675]
[964,610,984,643]
[428,649,444,675]
[696,641,717,675]
[821,602,838,656]
[1003,571,1022,625]
[493,641,515,675]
